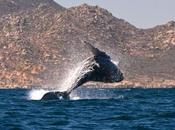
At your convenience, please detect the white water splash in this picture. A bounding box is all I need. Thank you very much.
[59,57,98,93]
[28,89,49,100]
[28,58,97,100]
[27,63,84,100]
[70,94,81,100]
[59,64,82,92]
[27,58,120,100]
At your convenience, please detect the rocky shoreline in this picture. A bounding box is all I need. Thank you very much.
[1,81,175,89]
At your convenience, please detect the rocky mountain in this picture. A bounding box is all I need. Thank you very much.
[0,0,175,88]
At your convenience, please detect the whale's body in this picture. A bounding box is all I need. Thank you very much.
[41,42,124,100]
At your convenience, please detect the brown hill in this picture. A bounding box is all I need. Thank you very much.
[0,0,175,88]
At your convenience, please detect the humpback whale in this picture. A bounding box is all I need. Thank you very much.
[41,41,124,100]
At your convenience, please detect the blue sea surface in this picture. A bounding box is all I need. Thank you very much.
[0,88,175,130]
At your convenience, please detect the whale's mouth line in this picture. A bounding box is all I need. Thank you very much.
[29,41,124,100]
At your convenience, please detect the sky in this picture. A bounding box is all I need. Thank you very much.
[54,0,175,29]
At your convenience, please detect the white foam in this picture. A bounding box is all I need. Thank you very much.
[27,58,120,100]
[70,96,81,100]
[60,58,97,93]
[28,89,49,100]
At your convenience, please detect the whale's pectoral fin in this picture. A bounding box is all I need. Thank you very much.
[84,41,110,59]
[84,41,101,56]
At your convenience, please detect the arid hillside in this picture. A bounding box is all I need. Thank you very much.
[0,0,175,88]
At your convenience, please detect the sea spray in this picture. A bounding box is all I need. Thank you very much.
[58,63,83,92]
[28,59,96,100]
[28,89,49,100]
[59,58,98,93]
[27,63,83,100]
[28,58,120,100]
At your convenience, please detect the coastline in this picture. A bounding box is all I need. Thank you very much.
[1,82,175,89]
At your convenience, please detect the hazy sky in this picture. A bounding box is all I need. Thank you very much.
[54,0,175,29]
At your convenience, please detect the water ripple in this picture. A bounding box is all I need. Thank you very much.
[0,88,175,130]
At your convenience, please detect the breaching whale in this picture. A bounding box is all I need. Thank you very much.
[41,41,124,100]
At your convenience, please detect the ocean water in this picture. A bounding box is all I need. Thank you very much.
[0,88,175,130]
